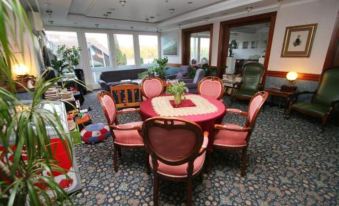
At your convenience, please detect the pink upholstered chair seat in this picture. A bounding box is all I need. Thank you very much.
[149,152,206,178]
[213,123,248,148]
[149,136,208,178]
[113,121,144,146]
[198,77,224,100]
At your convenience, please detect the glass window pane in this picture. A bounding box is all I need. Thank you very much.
[85,33,111,68]
[190,37,199,64]
[200,37,210,63]
[45,31,79,53]
[114,34,135,66]
[139,35,158,64]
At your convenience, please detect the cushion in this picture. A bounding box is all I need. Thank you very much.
[113,121,144,146]
[81,123,110,144]
[149,152,206,178]
[291,102,330,117]
[213,123,248,148]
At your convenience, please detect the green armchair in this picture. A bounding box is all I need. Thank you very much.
[231,62,265,101]
[287,68,339,127]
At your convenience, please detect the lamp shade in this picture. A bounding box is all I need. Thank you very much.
[286,71,298,81]
[13,64,28,76]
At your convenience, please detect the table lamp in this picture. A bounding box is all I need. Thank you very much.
[281,71,298,92]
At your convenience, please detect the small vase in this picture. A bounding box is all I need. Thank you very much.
[174,93,182,106]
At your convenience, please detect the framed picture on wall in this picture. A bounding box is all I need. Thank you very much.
[162,31,178,56]
[281,24,317,57]
[242,41,248,49]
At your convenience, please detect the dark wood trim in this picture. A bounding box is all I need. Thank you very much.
[181,24,213,65]
[265,71,320,81]
[167,63,182,67]
[323,11,339,71]
[217,12,277,81]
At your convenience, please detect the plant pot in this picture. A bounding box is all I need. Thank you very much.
[174,93,183,106]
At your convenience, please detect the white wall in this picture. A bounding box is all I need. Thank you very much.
[231,31,268,59]
[161,0,339,75]
[268,0,339,74]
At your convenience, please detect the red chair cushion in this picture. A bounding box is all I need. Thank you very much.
[213,123,248,148]
[113,121,144,146]
[199,79,223,99]
[149,152,206,178]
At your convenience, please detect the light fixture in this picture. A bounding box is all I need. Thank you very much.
[13,64,29,76]
[119,0,127,7]
[281,71,298,92]
[169,8,175,14]
[286,71,298,83]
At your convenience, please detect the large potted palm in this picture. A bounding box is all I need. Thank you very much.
[0,0,73,205]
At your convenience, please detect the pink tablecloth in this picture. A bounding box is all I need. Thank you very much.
[140,94,226,136]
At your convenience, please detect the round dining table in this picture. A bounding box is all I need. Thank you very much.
[140,94,226,147]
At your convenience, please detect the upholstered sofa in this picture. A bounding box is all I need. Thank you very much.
[98,68,147,91]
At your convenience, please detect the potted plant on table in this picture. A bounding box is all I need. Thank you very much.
[167,81,187,106]
[0,0,73,205]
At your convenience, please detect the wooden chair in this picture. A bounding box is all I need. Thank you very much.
[142,117,208,206]
[198,76,225,100]
[141,77,165,99]
[97,91,144,172]
[110,83,141,109]
[213,91,268,176]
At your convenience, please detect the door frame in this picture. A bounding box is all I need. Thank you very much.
[182,24,213,65]
[217,12,277,79]
[323,11,339,71]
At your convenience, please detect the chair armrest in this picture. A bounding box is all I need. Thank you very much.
[214,124,251,132]
[226,108,248,117]
[199,131,209,154]
[117,108,140,114]
[110,123,142,131]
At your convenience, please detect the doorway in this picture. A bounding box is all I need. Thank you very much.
[217,12,277,78]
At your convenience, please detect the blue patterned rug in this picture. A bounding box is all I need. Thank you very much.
[70,91,339,205]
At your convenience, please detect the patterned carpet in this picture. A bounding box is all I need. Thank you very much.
[70,91,339,206]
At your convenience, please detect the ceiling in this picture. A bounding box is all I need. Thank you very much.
[29,0,307,32]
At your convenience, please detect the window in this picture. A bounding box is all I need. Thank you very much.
[190,32,210,64]
[138,35,158,64]
[113,34,135,66]
[85,33,111,68]
[45,31,79,53]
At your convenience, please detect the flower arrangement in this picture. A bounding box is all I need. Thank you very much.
[166,81,187,105]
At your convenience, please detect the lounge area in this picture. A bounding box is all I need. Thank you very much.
[1,0,339,205]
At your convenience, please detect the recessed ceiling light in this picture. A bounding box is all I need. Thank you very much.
[48,20,54,24]
[145,18,149,22]
[130,26,134,29]
[103,13,108,17]
[165,0,169,3]
[246,6,253,12]
[95,23,99,28]
[169,8,175,14]
[109,8,116,11]
[107,11,112,14]
[187,1,193,4]
[149,16,155,19]
[119,0,127,7]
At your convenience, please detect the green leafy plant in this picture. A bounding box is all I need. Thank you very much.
[56,45,81,72]
[0,1,73,205]
[147,57,168,79]
[167,81,187,96]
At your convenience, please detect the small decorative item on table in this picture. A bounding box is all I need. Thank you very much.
[166,81,187,106]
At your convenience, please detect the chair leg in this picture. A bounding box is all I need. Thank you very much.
[321,115,329,132]
[186,178,193,206]
[240,148,248,177]
[153,173,159,206]
[113,144,119,172]
[145,153,151,174]
[118,147,122,157]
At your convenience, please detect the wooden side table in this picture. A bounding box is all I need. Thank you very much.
[265,88,296,111]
